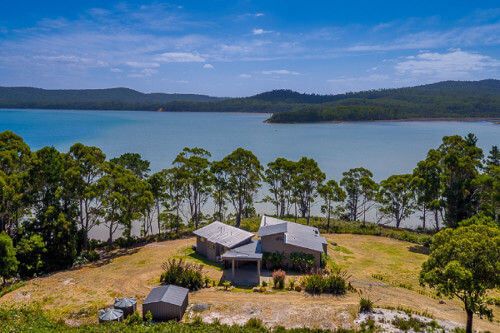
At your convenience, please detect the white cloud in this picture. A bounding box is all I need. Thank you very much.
[203,63,214,69]
[395,49,499,77]
[128,68,158,78]
[261,69,300,75]
[239,73,251,78]
[327,74,389,83]
[110,68,122,73]
[125,61,160,68]
[252,28,271,35]
[255,13,265,17]
[155,52,205,62]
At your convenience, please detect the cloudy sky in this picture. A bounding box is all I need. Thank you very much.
[0,1,499,96]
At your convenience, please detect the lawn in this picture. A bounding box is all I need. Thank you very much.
[0,234,498,331]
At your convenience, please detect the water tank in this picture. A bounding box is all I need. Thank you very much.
[114,297,137,317]
[98,308,124,323]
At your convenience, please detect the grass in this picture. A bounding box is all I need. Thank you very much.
[1,234,498,331]
[0,281,25,298]
[175,246,224,271]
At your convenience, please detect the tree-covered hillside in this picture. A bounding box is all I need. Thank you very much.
[0,80,499,121]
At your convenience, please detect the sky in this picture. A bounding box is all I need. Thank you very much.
[0,1,499,96]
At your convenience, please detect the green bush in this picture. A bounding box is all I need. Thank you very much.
[302,271,349,295]
[302,274,325,294]
[160,259,204,291]
[262,252,284,270]
[244,317,265,329]
[289,252,315,273]
[323,274,347,295]
[359,297,373,313]
[272,269,286,289]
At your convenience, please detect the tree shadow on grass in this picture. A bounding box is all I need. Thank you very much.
[408,245,430,255]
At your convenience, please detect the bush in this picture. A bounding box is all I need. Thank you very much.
[272,269,286,289]
[290,252,315,273]
[261,280,268,287]
[359,297,373,313]
[160,259,204,291]
[288,278,296,290]
[262,252,284,270]
[222,280,232,291]
[15,234,46,278]
[244,317,265,329]
[302,270,349,295]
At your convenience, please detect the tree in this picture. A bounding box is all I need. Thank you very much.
[210,161,229,222]
[292,157,325,224]
[377,174,415,228]
[161,167,186,234]
[0,232,18,285]
[340,167,378,222]
[264,158,296,217]
[437,134,483,227]
[100,163,153,244]
[110,153,150,179]
[66,143,106,250]
[146,170,169,234]
[412,149,443,230]
[485,145,499,171]
[173,147,213,228]
[420,217,500,333]
[15,234,46,278]
[473,165,499,222]
[218,148,262,227]
[318,179,346,231]
[0,131,31,235]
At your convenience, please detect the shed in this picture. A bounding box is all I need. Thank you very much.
[142,285,189,321]
[98,308,124,323]
[114,297,137,317]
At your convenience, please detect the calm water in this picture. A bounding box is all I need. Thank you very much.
[1,109,498,235]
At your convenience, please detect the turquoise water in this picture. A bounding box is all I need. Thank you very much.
[1,109,498,234]
[1,109,498,181]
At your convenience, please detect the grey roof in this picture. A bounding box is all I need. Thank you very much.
[143,285,189,306]
[99,308,123,321]
[193,221,254,248]
[221,240,263,260]
[114,297,136,308]
[259,215,327,253]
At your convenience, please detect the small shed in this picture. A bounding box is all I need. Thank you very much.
[114,297,137,317]
[98,308,124,323]
[142,285,189,321]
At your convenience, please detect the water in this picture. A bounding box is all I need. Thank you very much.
[1,109,498,236]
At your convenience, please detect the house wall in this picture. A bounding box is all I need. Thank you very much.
[284,244,321,267]
[261,233,321,268]
[196,237,217,261]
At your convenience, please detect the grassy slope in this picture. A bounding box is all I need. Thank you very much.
[1,233,498,331]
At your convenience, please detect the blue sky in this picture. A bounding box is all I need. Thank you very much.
[0,1,499,96]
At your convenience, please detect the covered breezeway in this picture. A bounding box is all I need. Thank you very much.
[221,240,262,286]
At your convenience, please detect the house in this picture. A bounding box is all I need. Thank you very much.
[258,216,327,267]
[142,285,189,321]
[193,221,254,261]
[192,216,327,285]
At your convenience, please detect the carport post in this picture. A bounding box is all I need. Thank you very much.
[257,259,261,277]
[232,259,235,277]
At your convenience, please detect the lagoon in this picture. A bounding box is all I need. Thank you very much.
[1,109,498,234]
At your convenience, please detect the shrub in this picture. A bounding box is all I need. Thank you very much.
[302,274,325,294]
[160,259,204,291]
[294,285,302,292]
[124,311,143,325]
[320,253,329,268]
[261,280,268,287]
[263,252,284,270]
[222,280,232,291]
[288,278,296,290]
[359,297,373,313]
[15,234,46,278]
[290,252,315,273]
[302,270,349,295]
[323,273,347,295]
[392,316,427,332]
[244,317,265,329]
[272,269,286,289]
[204,277,212,288]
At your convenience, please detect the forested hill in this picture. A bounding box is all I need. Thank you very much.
[0,80,499,122]
[0,87,223,110]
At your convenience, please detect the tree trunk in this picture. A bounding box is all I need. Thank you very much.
[327,207,331,232]
[465,309,473,333]
[108,223,114,247]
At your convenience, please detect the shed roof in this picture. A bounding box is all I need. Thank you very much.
[99,308,123,321]
[193,221,254,248]
[258,215,327,253]
[221,240,263,260]
[143,285,188,307]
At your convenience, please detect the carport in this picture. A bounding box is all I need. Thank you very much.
[221,240,262,286]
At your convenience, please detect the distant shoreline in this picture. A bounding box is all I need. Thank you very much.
[265,117,500,125]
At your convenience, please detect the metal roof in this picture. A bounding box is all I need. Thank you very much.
[193,221,254,248]
[258,215,327,253]
[143,285,189,307]
[221,240,263,260]
[114,297,136,308]
[98,308,123,321]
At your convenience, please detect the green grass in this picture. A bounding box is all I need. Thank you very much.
[175,246,224,271]
[0,281,26,298]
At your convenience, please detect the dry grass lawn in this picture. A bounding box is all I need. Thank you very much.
[0,234,498,331]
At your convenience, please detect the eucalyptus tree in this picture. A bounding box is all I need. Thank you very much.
[264,157,296,217]
[161,167,186,234]
[66,143,106,249]
[146,170,169,234]
[377,174,415,228]
[0,232,18,285]
[210,160,229,222]
[0,131,31,235]
[110,152,150,179]
[292,157,325,224]
[173,147,213,229]
[340,167,378,222]
[437,134,483,227]
[100,163,153,244]
[412,149,443,230]
[218,148,262,228]
[318,179,346,231]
